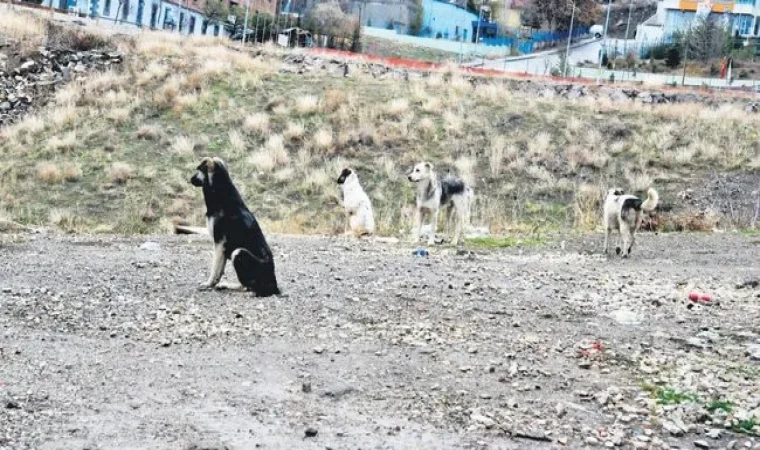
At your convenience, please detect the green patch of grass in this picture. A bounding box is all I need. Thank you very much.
[706,400,734,413]
[740,229,760,236]
[465,235,547,249]
[732,418,759,435]
[654,387,700,405]
[725,365,760,379]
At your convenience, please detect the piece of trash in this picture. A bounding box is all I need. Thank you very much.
[413,248,429,257]
[139,241,160,251]
[688,292,712,303]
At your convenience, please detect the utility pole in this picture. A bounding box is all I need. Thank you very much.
[564,1,575,78]
[242,0,251,45]
[596,0,612,82]
[474,0,483,45]
[624,1,633,42]
[681,44,688,85]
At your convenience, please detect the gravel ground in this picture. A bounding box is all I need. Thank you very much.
[1,231,760,450]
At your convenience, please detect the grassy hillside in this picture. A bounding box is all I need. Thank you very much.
[1,11,759,236]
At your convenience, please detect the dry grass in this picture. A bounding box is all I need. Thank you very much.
[228,130,247,153]
[107,162,134,184]
[573,184,601,231]
[248,134,290,172]
[170,135,196,156]
[295,95,320,115]
[284,122,305,141]
[243,113,270,135]
[61,162,83,182]
[2,18,760,235]
[36,162,62,184]
[313,128,334,152]
[0,9,45,50]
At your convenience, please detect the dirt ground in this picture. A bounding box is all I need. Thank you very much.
[1,231,759,450]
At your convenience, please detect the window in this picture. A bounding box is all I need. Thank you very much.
[103,0,110,15]
[179,12,185,31]
[735,0,754,5]
[735,14,753,35]
[121,0,129,20]
[189,16,196,33]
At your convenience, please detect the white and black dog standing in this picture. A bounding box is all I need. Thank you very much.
[407,161,473,246]
[336,168,375,237]
[603,187,659,257]
[190,157,280,297]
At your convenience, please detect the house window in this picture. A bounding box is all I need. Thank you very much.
[179,12,185,31]
[214,24,220,36]
[189,16,196,33]
[103,0,110,15]
[735,14,753,34]
[121,0,129,20]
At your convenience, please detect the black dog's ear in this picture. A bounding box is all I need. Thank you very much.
[614,189,625,196]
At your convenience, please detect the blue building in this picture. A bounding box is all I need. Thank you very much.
[419,0,478,42]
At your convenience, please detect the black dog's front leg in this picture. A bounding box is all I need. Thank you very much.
[199,243,226,290]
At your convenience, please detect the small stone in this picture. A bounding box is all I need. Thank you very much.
[747,343,760,360]
[313,347,325,354]
[302,382,312,393]
[584,436,599,445]
[705,428,721,439]
[304,427,318,438]
[578,361,592,369]
[694,440,710,449]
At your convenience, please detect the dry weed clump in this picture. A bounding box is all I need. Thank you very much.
[295,95,321,115]
[324,90,349,113]
[107,162,134,184]
[248,134,290,172]
[489,137,506,176]
[228,130,247,153]
[46,132,77,153]
[573,184,601,231]
[284,122,305,141]
[658,209,720,232]
[61,162,83,182]
[0,9,45,50]
[135,124,163,141]
[313,128,334,152]
[624,169,653,191]
[171,135,196,156]
[36,162,63,184]
[243,113,270,134]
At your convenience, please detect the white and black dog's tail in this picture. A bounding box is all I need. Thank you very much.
[641,188,659,212]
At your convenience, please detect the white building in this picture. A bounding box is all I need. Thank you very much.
[42,0,226,36]
[637,0,756,49]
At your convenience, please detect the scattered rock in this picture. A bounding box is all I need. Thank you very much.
[304,427,318,438]
[694,440,711,449]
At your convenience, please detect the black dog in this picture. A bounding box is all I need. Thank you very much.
[190,157,280,297]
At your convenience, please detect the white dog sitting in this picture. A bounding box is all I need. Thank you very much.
[603,187,659,257]
[337,168,375,237]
